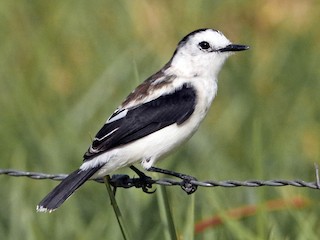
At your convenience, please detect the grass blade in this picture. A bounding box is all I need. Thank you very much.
[104,175,131,240]
[156,184,178,240]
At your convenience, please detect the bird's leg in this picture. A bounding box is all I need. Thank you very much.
[147,166,198,194]
[130,165,149,178]
[129,166,155,194]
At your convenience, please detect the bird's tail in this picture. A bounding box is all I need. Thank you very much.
[36,167,100,213]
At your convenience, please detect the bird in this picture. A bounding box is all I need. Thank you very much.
[37,28,249,212]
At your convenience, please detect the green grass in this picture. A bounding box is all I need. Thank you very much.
[1,0,320,239]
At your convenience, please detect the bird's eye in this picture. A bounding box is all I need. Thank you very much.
[198,41,211,50]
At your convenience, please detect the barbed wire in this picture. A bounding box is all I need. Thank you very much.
[1,167,319,192]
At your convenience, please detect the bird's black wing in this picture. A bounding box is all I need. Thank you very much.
[83,84,196,160]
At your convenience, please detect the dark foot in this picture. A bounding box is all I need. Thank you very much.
[147,166,198,194]
[130,166,156,194]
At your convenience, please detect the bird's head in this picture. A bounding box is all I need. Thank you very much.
[170,28,249,78]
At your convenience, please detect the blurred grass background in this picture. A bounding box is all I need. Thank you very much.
[1,0,320,239]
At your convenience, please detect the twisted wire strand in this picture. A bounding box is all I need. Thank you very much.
[1,168,319,190]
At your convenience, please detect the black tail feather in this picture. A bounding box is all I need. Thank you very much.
[37,167,100,212]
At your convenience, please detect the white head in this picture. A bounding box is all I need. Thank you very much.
[170,29,248,78]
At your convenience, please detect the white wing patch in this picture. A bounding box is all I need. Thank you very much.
[94,128,119,141]
[107,109,128,123]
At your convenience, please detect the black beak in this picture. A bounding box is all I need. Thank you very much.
[219,44,249,52]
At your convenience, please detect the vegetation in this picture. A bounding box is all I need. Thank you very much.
[0,1,319,239]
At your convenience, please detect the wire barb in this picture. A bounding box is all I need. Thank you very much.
[314,163,320,189]
[1,168,320,191]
